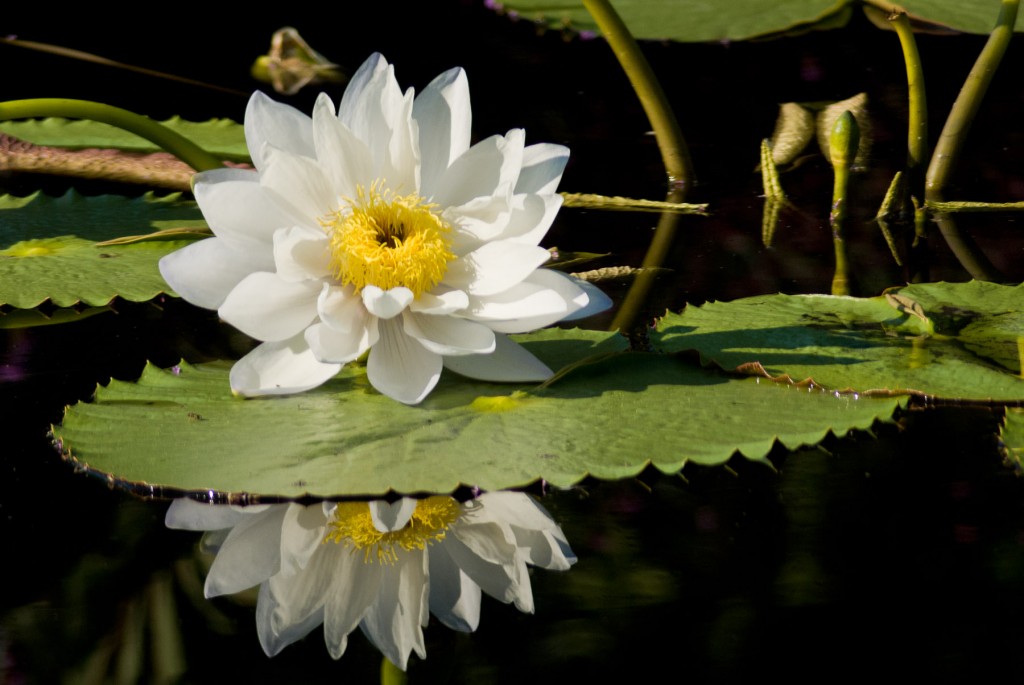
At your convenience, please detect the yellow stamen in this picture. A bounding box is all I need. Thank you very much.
[324,496,462,564]
[322,183,454,297]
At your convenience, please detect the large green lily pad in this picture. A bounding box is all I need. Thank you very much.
[495,0,1020,41]
[53,329,902,499]
[0,117,249,161]
[0,191,204,307]
[654,282,1024,402]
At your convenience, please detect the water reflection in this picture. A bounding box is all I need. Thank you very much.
[165,492,574,671]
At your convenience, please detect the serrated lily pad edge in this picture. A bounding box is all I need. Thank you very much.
[49,357,907,502]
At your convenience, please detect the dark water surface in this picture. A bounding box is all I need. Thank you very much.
[3,2,1023,682]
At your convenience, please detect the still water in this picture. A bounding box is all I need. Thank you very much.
[3,2,1023,682]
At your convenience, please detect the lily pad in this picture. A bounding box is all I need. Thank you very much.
[1001,408,1024,473]
[494,0,1020,41]
[0,191,205,307]
[654,282,1024,402]
[53,328,902,499]
[0,117,249,161]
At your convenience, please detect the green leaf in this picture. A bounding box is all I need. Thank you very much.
[0,191,204,307]
[497,0,851,41]
[1001,408,1024,473]
[654,282,1024,402]
[0,117,249,161]
[52,331,902,499]
[494,0,1021,41]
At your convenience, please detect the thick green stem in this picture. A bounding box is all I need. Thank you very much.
[0,98,223,172]
[582,0,694,194]
[924,0,1017,281]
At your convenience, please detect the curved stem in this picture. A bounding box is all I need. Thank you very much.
[889,11,928,176]
[924,0,1017,280]
[0,98,224,172]
[582,0,694,194]
[610,187,684,335]
[583,0,695,338]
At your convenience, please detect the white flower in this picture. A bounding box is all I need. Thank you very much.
[165,492,575,669]
[160,53,610,404]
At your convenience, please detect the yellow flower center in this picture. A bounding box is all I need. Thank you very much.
[322,183,454,297]
[324,496,462,564]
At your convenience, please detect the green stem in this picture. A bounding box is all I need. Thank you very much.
[0,98,223,172]
[610,188,684,335]
[380,657,407,685]
[583,0,695,338]
[581,0,694,194]
[829,112,859,296]
[924,0,1018,280]
[889,11,928,177]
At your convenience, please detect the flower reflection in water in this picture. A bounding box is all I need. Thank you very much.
[165,492,575,669]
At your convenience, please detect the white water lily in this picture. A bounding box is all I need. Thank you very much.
[159,52,609,404]
[166,492,575,669]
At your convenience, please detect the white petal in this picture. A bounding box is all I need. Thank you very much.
[159,238,265,310]
[304,321,376,363]
[499,193,563,246]
[260,146,337,222]
[256,581,326,657]
[204,505,287,597]
[408,288,469,315]
[338,53,390,131]
[245,91,315,170]
[279,503,330,576]
[313,93,373,198]
[337,55,411,186]
[474,493,575,570]
[366,319,442,405]
[273,225,332,282]
[165,499,251,531]
[194,168,306,254]
[414,66,471,197]
[361,285,413,320]
[359,551,429,670]
[428,544,482,632]
[230,334,342,396]
[318,284,371,333]
[219,272,320,342]
[442,332,552,382]
[369,499,417,532]
[443,525,533,612]
[403,312,495,356]
[443,194,512,249]
[324,545,384,660]
[560,277,613,321]
[442,241,551,296]
[466,269,590,333]
[515,143,570,195]
[431,130,525,208]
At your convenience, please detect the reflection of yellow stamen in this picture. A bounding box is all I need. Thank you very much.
[321,183,454,297]
[470,391,528,413]
[324,496,461,564]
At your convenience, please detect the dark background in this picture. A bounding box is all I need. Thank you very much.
[2,2,1023,683]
